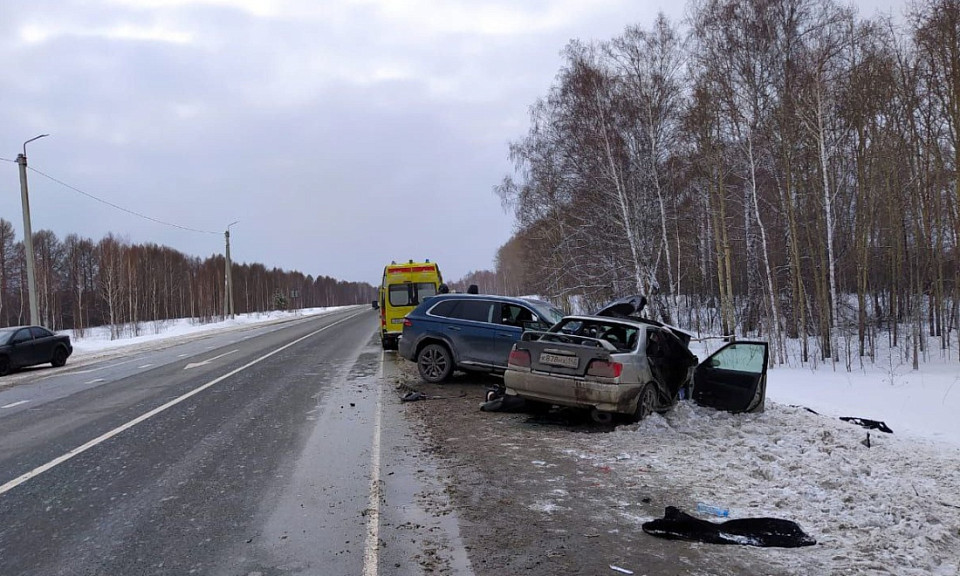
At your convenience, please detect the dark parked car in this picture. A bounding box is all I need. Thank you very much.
[0,325,73,376]
[398,293,565,383]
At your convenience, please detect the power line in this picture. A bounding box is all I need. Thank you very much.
[0,157,16,163]
[27,165,220,235]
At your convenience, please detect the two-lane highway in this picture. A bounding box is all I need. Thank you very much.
[0,308,472,575]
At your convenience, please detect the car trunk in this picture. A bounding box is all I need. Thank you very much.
[516,333,615,378]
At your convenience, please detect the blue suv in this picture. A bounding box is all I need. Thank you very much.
[398,293,564,383]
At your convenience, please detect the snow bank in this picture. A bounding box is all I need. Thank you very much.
[67,307,349,354]
[582,402,960,575]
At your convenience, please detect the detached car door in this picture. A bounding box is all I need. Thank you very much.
[692,341,768,413]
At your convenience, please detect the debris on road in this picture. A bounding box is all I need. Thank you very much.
[642,506,816,548]
[840,417,893,434]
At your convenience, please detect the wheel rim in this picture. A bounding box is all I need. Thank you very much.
[638,386,657,420]
[420,347,448,380]
[54,349,66,365]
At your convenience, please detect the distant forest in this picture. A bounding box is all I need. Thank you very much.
[492,0,960,367]
[0,219,375,338]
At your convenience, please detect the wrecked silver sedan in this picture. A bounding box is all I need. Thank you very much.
[503,297,769,423]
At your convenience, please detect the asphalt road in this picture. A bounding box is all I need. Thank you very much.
[0,308,471,576]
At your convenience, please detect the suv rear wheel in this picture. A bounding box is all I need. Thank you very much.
[417,343,453,383]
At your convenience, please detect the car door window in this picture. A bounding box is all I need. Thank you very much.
[455,300,494,323]
[11,329,33,344]
[707,343,766,373]
[31,327,53,339]
[498,304,534,328]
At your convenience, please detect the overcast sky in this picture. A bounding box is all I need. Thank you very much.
[1,0,906,286]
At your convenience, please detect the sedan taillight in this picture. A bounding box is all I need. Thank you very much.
[586,359,622,378]
[508,348,531,368]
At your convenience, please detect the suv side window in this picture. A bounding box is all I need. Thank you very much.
[429,300,459,318]
[452,300,494,323]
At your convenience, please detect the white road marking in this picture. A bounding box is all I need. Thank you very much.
[85,379,106,384]
[70,358,139,375]
[1,400,29,409]
[362,350,385,576]
[184,349,239,370]
[177,354,188,358]
[138,364,153,369]
[0,310,367,497]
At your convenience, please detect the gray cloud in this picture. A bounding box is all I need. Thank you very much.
[1,0,902,284]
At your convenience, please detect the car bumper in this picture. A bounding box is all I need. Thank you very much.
[503,368,642,414]
[397,335,415,361]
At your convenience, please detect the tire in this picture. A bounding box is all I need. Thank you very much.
[0,356,10,377]
[590,408,613,424]
[633,383,659,423]
[51,346,68,368]
[417,343,453,383]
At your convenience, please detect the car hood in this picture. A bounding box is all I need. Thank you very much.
[594,295,647,318]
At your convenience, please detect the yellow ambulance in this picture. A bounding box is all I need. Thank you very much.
[379,260,443,349]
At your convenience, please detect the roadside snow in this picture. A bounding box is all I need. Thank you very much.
[562,338,960,575]
[625,403,958,574]
[66,307,351,357]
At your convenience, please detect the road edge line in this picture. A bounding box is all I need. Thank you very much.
[362,350,385,576]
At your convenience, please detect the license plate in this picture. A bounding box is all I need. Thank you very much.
[391,318,405,324]
[539,352,578,368]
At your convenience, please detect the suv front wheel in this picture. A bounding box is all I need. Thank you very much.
[417,343,453,383]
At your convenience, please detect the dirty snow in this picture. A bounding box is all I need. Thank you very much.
[552,337,960,575]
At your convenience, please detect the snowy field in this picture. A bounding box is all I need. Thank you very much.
[53,310,960,573]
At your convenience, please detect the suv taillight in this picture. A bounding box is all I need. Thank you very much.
[586,360,622,378]
[403,318,412,327]
[508,348,531,368]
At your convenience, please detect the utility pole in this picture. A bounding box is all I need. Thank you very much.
[16,134,48,326]
[224,221,238,319]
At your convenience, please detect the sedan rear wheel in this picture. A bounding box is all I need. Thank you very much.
[0,356,10,377]
[633,383,658,422]
[51,347,68,368]
[417,343,453,383]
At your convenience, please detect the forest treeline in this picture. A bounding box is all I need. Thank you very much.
[0,220,375,338]
[494,0,960,367]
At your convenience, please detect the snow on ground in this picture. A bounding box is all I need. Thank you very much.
[64,306,351,357]
[563,336,960,575]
